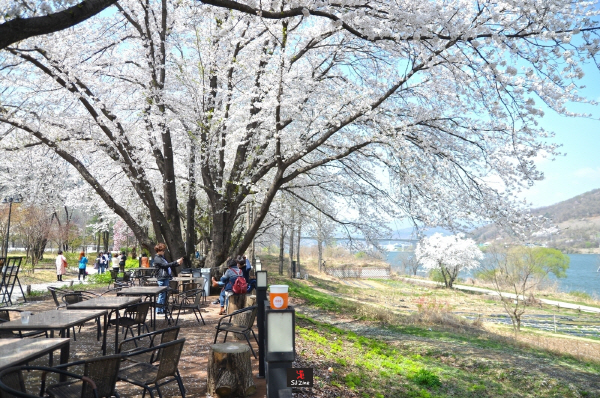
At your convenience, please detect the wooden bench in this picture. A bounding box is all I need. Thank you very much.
[213,305,258,358]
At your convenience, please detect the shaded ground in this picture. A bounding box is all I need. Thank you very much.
[9,289,266,398]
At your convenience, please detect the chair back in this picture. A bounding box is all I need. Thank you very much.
[122,272,132,283]
[160,326,180,344]
[82,355,122,398]
[47,286,61,308]
[169,280,178,291]
[0,310,15,339]
[125,302,151,324]
[155,339,185,382]
[62,292,84,306]
[0,367,25,398]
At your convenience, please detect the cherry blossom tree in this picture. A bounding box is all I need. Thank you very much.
[1,0,600,269]
[416,233,483,288]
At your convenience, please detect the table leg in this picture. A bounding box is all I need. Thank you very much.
[102,313,108,355]
[152,295,156,330]
[58,339,70,382]
[114,311,120,354]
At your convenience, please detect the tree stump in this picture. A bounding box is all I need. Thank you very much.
[227,294,247,314]
[207,342,256,397]
[228,295,257,340]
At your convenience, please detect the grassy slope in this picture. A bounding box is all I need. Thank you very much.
[262,256,600,398]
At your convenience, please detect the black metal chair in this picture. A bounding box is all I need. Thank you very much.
[172,289,205,325]
[153,288,174,325]
[61,292,101,341]
[213,305,258,358]
[109,302,151,339]
[50,355,122,398]
[117,339,186,398]
[48,286,72,309]
[118,326,180,365]
[0,365,99,398]
[0,309,48,338]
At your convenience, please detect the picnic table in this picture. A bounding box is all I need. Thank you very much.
[117,286,167,329]
[66,296,140,354]
[0,338,70,370]
[0,309,107,354]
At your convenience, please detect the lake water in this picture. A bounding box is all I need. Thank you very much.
[386,252,600,297]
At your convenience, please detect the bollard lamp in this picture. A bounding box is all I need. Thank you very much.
[265,306,295,362]
[256,270,267,288]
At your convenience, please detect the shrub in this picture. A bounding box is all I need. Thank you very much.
[409,368,441,388]
[88,272,112,285]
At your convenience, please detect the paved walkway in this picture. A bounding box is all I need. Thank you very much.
[4,266,102,305]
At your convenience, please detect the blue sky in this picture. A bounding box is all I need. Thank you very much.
[522,62,600,208]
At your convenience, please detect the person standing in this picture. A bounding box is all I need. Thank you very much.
[78,252,88,281]
[55,250,67,281]
[152,243,183,314]
[118,251,127,273]
[99,252,109,274]
[111,252,120,273]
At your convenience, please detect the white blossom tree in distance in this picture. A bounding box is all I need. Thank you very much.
[416,233,483,288]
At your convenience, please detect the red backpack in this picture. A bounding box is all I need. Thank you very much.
[232,275,248,294]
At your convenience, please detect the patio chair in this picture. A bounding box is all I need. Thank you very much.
[153,288,174,325]
[48,286,72,309]
[0,365,99,398]
[51,355,122,398]
[117,339,186,398]
[61,293,100,340]
[213,305,258,358]
[109,302,151,339]
[0,309,48,338]
[109,270,133,287]
[172,289,205,325]
[118,326,180,365]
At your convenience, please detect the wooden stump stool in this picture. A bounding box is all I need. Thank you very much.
[208,342,256,397]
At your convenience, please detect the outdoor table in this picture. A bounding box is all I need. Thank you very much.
[0,337,70,370]
[117,286,167,330]
[66,297,140,354]
[0,309,106,356]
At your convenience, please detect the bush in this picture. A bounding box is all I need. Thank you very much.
[88,272,112,285]
[428,268,445,284]
[409,368,441,388]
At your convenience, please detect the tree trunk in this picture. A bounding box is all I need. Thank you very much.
[318,237,323,273]
[296,223,301,275]
[103,230,109,253]
[289,208,295,277]
[185,142,197,266]
[207,343,256,398]
[279,222,285,276]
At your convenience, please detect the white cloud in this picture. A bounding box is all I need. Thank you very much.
[573,167,600,179]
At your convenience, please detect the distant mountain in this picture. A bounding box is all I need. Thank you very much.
[532,188,600,222]
[471,188,600,251]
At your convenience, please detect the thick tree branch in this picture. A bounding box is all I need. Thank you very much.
[0,0,118,49]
